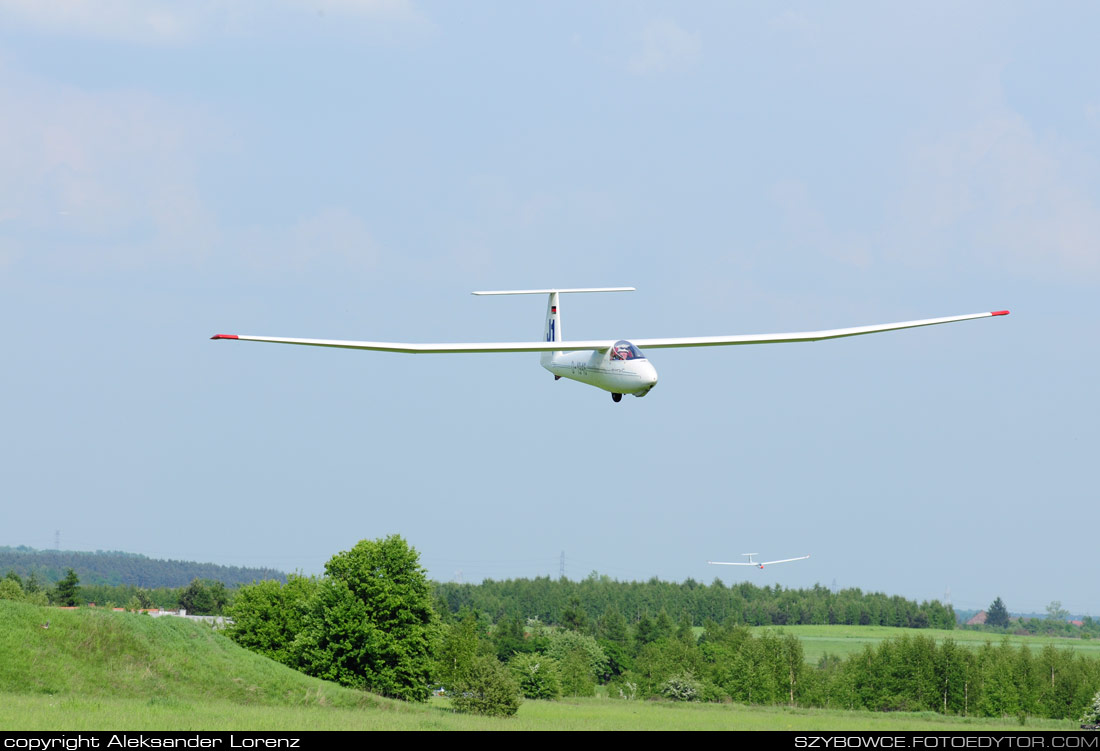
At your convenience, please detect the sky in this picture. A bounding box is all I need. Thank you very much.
[1,1,1097,616]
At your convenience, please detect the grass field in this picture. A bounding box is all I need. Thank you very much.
[750,624,1100,664]
[0,601,1084,731]
[0,691,1080,731]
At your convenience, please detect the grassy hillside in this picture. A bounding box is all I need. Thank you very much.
[0,600,379,708]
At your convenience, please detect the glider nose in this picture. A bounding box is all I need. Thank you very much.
[642,362,658,391]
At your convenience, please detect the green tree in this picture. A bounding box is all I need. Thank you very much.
[0,578,23,601]
[297,535,439,702]
[1046,601,1070,621]
[987,597,1010,628]
[493,613,531,659]
[450,655,521,717]
[1081,689,1100,725]
[508,652,562,700]
[178,579,216,615]
[597,605,629,645]
[559,647,597,696]
[226,575,317,665]
[25,571,43,594]
[546,629,610,685]
[561,596,590,633]
[437,611,482,691]
[134,588,154,609]
[54,568,81,606]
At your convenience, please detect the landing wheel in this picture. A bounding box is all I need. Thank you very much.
[611,393,623,403]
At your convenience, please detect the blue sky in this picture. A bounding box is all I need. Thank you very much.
[1,1,1096,615]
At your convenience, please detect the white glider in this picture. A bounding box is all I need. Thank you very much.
[708,554,811,570]
[211,288,1009,402]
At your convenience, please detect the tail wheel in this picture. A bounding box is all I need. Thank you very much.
[611,393,623,403]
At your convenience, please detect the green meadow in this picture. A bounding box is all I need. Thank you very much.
[751,624,1100,664]
[0,601,1082,731]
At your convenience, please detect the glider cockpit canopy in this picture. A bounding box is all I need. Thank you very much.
[610,340,646,361]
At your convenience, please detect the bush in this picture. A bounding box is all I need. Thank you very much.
[1081,690,1100,725]
[508,652,562,700]
[661,672,702,702]
[451,656,522,717]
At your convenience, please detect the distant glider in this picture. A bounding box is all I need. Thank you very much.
[211,288,1009,402]
[708,554,811,570]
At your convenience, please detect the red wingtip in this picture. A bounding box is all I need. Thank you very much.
[991,310,1010,316]
[211,334,239,340]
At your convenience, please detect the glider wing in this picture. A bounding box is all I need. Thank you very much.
[210,334,613,354]
[631,311,1009,350]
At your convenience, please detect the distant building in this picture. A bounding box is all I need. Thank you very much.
[967,611,988,626]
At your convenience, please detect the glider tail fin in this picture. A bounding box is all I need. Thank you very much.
[543,291,561,365]
[470,287,635,363]
[545,292,561,344]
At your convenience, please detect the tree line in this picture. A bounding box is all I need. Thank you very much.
[0,546,285,589]
[218,535,1099,720]
[0,569,231,614]
[433,574,957,630]
[7,536,1096,720]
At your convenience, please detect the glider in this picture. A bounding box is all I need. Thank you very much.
[211,287,1009,402]
[708,554,811,570]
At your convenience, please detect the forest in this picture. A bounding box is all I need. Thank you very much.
[0,546,286,588]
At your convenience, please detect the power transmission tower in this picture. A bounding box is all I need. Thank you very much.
[559,550,565,579]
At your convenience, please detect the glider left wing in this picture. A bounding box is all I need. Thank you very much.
[210,334,613,354]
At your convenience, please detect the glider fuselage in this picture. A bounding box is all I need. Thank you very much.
[542,349,658,397]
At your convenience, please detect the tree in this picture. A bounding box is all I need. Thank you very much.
[54,568,80,606]
[1045,601,1070,622]
[437,611,483,691]
[493,613,531,659]
[508,652,562,700]
[25,571,43,594]
[987,597,1010,628]
[226,575,317,664]
[178,579,216,615]
[1080,689,1100,726]
[296,535,439,702]
[450,655,521,716]
[0,579,23,601]
[561,596,590,633]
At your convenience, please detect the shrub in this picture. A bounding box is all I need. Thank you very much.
[1081,690,1100,725]
[451,656,521,717]
[508,653,562,700]
[661,672,702,702]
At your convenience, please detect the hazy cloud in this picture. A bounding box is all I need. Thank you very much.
[0,0,424,44]
[769,9,813,34]
[235,208,381,274]
[627,19,701,74]
[0,65,224,270]
[893,113,1100,279]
